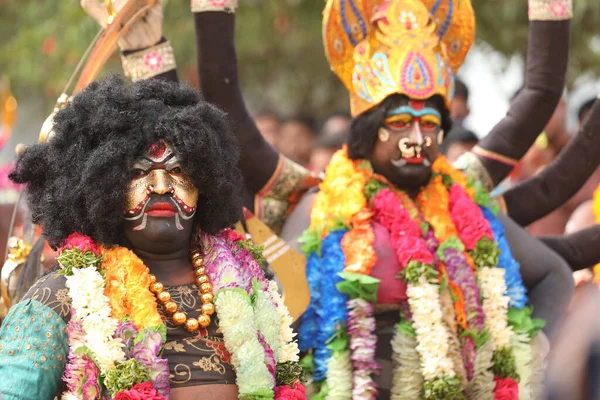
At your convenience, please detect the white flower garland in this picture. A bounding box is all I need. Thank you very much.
[406,275,456,381]
[214,288,275,396]
[390,327,423,400]
[325,349,353,399]
[267,280,300,363]
[478,267,514,350]
[64,266,126,373]
[511,331,533,400]
[254,285,283,360]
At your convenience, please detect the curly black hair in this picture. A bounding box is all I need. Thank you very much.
[10,74,242,249]
[347,94,452,160]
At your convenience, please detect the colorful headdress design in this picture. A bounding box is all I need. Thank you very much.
[323,0,475,116]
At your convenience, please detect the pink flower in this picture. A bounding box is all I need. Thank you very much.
[448,185,493,250]
[114,382,166,400]
[143,52,163,71]
[549,1,567,16]
[395,236,434,267]
[493,377,519,400]
[221,228,245,243]
[59,232,100,255]
[274,383,307,400]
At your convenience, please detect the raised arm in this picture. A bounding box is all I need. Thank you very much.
[455,0,571,189]
[503,99,600,226]
[192,4,278,192]
[192,3,319,233]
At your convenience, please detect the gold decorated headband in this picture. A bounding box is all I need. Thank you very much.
[323,0,475,117]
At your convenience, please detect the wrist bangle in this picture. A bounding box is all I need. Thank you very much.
[528,0,572,21]
[191,0,238,13]
[120,41,176,82]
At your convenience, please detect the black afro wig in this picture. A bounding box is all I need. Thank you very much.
[10,74,242,249]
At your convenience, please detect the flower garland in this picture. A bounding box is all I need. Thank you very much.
[300,148,545,399]
[58,231,303,399]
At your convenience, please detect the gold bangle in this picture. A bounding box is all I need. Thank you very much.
[120,41,176,82]
[528,0,572,21]
[191,0,238,13]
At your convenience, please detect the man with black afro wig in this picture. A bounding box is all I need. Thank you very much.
[9,74,242,249]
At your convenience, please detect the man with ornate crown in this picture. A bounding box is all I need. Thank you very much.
[273,0,575,398]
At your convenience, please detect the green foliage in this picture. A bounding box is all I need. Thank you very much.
[507,306,546,339]
[336,271,380,302]
[364,179,387,199]
[470,237,500,269]
[396,320,416,338]
[3,1,599,118]
[103,359,150,396]
[237,238,266,265]
[492,347,520,380]
[276,361,304,387]
[326,328,349,353]
[399,260,438,285]
[57,248,102,276]
[423,376,465,400]
[298,227,322,256]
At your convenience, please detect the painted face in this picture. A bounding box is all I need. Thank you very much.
[124,141,199,253]
[370,98,443,190]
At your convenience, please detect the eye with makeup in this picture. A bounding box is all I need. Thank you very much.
[133,168,148,178]
[419,115,441,132]
[384,114,412,131]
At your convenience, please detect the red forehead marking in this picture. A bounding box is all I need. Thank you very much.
[408,100,425,111]
[147,141,167,159]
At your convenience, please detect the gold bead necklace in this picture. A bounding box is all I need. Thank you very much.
[148,250,215,333]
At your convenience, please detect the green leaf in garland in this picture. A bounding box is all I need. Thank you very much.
[436,236,465,261]
[423,376,465,400]
[326,328,349,352]
[336,272,380,303]
[298,227,322,256]
[507,306,546,338]
[57,248,102,276]
[472,179,493,208]
[330,217,350,232]
[420,222,429,237]
[276,361,304,387]
[357,160,374,173]
[460,329,490,350]
[396,320,416,338]
[299,354,314,375]
[239,388,274,399]
[491,347,520,380]
[364,179,387,199]
[440,173,454,189]
[312,382,330,400]
[134,324,168,345]
[103,359,150,396]
[470,237,500,269]
[237,239,266,265]
[399,261,438,285]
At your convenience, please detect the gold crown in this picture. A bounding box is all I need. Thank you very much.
[323,0,475,117]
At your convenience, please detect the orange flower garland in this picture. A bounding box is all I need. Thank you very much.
[102,247,163,329]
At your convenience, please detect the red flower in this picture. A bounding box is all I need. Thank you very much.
[275,383,307,399]
[493,377,519,400]
[114,382,166,400]
[59,232,100,255]
[221,229,245,243]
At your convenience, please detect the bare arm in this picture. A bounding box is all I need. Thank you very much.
[504,100,600,226]
[498,213,574,336]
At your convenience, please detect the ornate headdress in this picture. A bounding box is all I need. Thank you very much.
[323,0,475,116]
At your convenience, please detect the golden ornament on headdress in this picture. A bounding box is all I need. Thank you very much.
[323,0,475,117]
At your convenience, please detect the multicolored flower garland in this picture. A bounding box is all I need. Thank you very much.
[299,148,545,399]
[57,231,304,399]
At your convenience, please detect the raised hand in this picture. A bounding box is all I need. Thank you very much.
[81,0,163,51]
